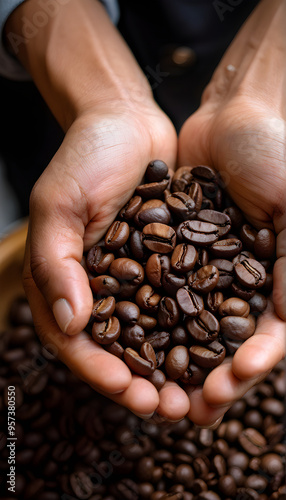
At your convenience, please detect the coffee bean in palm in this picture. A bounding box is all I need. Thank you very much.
[171,166,194,192]
[188,181,203,212]
[162,272,186,296]
[90,275,120,297]
[119,195,143,220]
[155,350,165,368]
[180,362,210,385]
[198,209,231,237]
[240,224,257,251]
[218,297,250,317]
[104,221,130,251]
[223,206,244,231]
[234,258,266,289]
[191,165,217,182]
[86,245,115,274]
[92,316,121,344]
[166,192,196,220]
[188,265,219,294]
[134,199,171,227]
[121,324,145,350]
[124,347,155,376]
[145,331,170,351]
[171,325,189,346]
[185,310,219,344]
[146,159,169,183]
[210,238,242,258]
[109,258,144,285]
[171,243,197,274]
[158,297,180,329]
[129,229,147,261]
[176,287,204,316]
[137,314,157,330]
[206,291,224,313]
[220,315,255,341]
[208,259,234,290]
[197,248,209,267]
[145,253,170,287]
[254,228,276,259]
[105,341,124,358]
[165,346,189,379]
[136,178,169,198]
[142,223,176,253]
[231,281,256,301]
[91,296,116,321]
[115,301,140,325]
[140,342,157,370]
[189,341,226,368]
[136,285,161,312]
[180,220,219,246]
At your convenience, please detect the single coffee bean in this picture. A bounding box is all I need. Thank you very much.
[206,291,224,313]
[218,475,237,497]
[171,326,189,346]
[146,369,166,390]
[191,165,217,182]
[189,341,226,368]
[260,453,284,475]
[136,285,161,312]
[119,195,143,220]
[198,210,231,237]
[231,281,256,301]
[238,428,267,456]
[145,331,170,350]
[254,228,276,259]
[210,238,242,258]
[145,253,171,288]
[158,297,180,329]
[121,324,145,350]
[201,197,215,210]
[180,362,209,385]
[188,181,203,212]
[220,315,256,341]
[142,223,176,253]
[129,230,147,261]
[223,206,244,232]
[124,348,155,376]
[166,192,196,220]
[171,166,193,192]
[137,314,157,330]
[70,471,93,499]
[208,259,234,290]
[240,224,257,251]
[165,346,190,380]
[218,297,250,317]
[234,258,266,289]
[109,258,144,285]
[135,199,171,227]
[171,243,197,274]
[196,248,209,267]
[90,275,120,297]
[105,221,130,251]
[104,341,124,359]
[176,287,204,316]
[117,281,141,301]
[115,301,140,325]
[91,296,116,321]
[188,265,219,294]
[223,338,243,355]
[146,160,169,183]
[260,398,284,417]
[185,310,219,344]
[156,350,165,368]
[180,220,219,246]
[136,177,170,199]
[162,272,186,297]
[140,342,157,370]
[92,316,121,344]
[86,245,114,274]
[232,250,255,265]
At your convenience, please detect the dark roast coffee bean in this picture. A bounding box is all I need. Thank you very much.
[254,228,276,259]
[260,398,284,417]
[231,281,256,300]
[142,223,176,253]
[198,210,231,237]
[109,258,144,285]
[240,224,257,251]
[155,350,165,368]
[162,272,186,297]
[188,265,219,294]
[105,221,130,251]
[171,166,193,192]
[158,297,180,329]
[176,287,204,316]
[223,206,244,232]
[238,428,267,456]
[185,310,219,344]
[189,341,225,368]
[165,346,190,379]
[145,331,170,350]
[201,197,215,210]
[166,192,196,220]
[206,291,224,313]
[124,348,155,376]
[197,248,209,267]
[218,297,250,317]
[136,177,169,198]
[180,362,209,385]
[232,250,255,265]
[208,258,233,290]
[188,181,203,212]
[91,296,116,321]
[191,165,217,182]
[121,324,145,350]
[129,230,147,261]
[234,258,266,289]
[135,199,171,227]
[115,301,140,325]
[210,238,242,258]
[92,316,121,344]
[220,315,255,340]
[145,253,170,287]
[137,314,157,330]
[119,195,143,220]
[171,244,197,273]
[224,338,243,355]
[86,245,114,274]
[105,341,124,359]
[90,275,120,297]
[171,326,189,346]
[218,475,237,497]
[140,342,157,370]
[70,471,93,499]
[146,160,169,183]
[180,220,219,246]
[135,285,161,312]
[146,369,166,390]
[260,453,284,475]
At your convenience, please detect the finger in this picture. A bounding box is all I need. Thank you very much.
[273,228,286,320]
[23,266,132,395]
[185,385,231,428]
[232,301,286,380]
[154,380,190,421]
[28,180,94,335]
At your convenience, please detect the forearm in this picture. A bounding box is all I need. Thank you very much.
[4,0,152,130]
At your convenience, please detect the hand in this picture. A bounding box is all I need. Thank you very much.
[177,0,286,426]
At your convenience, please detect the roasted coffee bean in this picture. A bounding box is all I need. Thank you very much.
[146,369,166,391]
[136,177,169,198]
[155,350,165,368]
[240,224,257,251]
[198,209,231,237]
[185,310,219,344]
[232,250,255,265]
[70,471,93,499]
[136,285,161,312]
[137,314,157,330]
[121,324,145,350]
[140,342,157,370]
[260,398,284,417]
[171,243,197,274]
[218,297,250,317]
[145,331,170,351]
[129,230,147,261]
[224,338,243,355]
[158,297,180,329]
[220,315,256,341]
[260,453,284,475]
[166,192,196,220]
[124,347,155,376]
[234,258,266,289]
[210,238,242,258]
[238,428,267,456]
[119,195,143,220]
[142,223,176,253]
[146,160,169,183]
[188,265,219,294]
[135,199,171,227]
[86,245,114,274]
[171,326,189,346]
[92,316,121,344]
[192,165,217,182]
[109,258,144,285]
[189,341,225,368]
[180,362,209,385]
[218,475,237,497]
[91,296,116,321]
[145,253,171,287]
[162,273,186,298]
[171,166,193,192]
[231,281,256,301]
[115,301,140,325]
[104,341,124,359]
[105,221,130,251]
[208,259,233,290]
[176,287,204,316]
[188,181,203,212]
[180,220,219,246]
[254,228,276,259]
[223,206,244,232]
[165,346,190,380]
[90,275,120,297]
[206,291,224,313]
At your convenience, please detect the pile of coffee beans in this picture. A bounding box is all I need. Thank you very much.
[0,297,285,499]
[84,161,276,390]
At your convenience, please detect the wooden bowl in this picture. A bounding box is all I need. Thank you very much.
[0,219,28,330]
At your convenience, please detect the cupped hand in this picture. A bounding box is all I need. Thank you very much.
[178,0,286,426]
[23,100,184,418]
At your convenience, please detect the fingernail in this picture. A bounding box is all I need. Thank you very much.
[53,299,74,333]
[132,411,155,420]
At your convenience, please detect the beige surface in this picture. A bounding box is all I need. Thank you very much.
[0,219,28,329]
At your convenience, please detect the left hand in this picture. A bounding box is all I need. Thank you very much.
[170,0,286,427]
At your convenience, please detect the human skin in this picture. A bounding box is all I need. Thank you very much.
[5,0,285,424]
